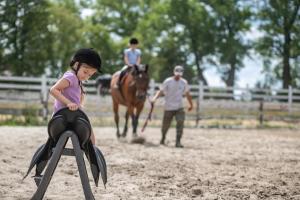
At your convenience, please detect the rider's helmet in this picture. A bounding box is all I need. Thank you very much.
[70,48,102,73]
[129,38,139,45]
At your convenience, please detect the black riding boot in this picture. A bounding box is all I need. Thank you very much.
[160,132,166,145]
[117,70,126,88]
[175,133,184,148]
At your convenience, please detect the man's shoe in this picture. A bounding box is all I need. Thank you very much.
[175,142,184,148]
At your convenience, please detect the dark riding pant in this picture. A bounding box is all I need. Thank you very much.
[161,108,185,143]
[118,66,132,85]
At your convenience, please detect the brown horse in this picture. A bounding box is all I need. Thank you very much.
[110,64,150,138]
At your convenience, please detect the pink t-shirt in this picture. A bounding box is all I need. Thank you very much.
[53,71,81,113]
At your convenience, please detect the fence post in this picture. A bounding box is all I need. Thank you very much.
[196,80,203,127]
[259,100,264,126]
[288,85,293,114]
[41,74,48,121]
[149,79,155,97]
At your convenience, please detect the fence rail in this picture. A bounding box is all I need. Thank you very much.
[0,75,299,126]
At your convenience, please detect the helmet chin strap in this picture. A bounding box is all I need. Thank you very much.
[71,62,85,95]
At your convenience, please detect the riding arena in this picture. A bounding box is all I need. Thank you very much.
[0,75,299,200]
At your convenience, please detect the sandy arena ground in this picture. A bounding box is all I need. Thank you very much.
[0,126,300,200]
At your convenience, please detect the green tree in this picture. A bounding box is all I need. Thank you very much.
[167,0,216,85]
[87,0,159,74]
[92,0,149,37]
[46,0,86,76]
[135,1,192,81]
[83,19,122,74]
[0,0,51,76]
[256,0,300,88]
[206,0,252,87]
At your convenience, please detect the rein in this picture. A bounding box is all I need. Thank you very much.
[141,97,154,132]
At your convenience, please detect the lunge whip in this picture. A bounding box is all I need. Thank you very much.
[141,99,154,132]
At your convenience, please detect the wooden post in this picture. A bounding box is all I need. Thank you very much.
[259,100,264,126]
[149,79,155,97]
[288,85,292,114]
[41,74,48,121]
[196,81,203,127]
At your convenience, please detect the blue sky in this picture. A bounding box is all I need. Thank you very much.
[201,21,266,88]
[204,56,263,88]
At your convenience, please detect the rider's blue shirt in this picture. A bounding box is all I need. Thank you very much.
[124,48,141,65]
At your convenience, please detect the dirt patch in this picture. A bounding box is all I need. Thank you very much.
[0,127,299,199]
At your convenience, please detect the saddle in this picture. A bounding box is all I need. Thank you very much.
[24,108,107,187]
[48,108,91,147]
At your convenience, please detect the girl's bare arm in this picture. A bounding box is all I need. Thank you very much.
[50,78,79,111]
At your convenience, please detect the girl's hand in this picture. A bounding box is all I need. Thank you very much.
[67,102,79,111]
[187,105,193,112]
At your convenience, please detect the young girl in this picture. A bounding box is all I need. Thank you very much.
[50,48,102,144]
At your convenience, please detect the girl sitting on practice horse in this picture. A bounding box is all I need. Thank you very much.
[115,37,142,88]
[50,48,102,144]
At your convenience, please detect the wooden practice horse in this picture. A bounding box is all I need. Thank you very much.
[110,64,150,138]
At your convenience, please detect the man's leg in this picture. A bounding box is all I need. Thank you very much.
[161,110,174,145]
[175,108,185,148]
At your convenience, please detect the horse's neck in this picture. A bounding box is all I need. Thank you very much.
[121,75,136,97]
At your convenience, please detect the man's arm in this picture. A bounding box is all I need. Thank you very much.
[186,91,193,111]
[151,90,163,103]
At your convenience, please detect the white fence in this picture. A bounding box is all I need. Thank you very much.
[0,75,300,123]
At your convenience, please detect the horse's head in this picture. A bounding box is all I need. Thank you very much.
[130,64,150,100]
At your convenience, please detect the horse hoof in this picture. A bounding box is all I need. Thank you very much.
[116,133,121,138]
[131,136,145,144]
[121,134,127,138]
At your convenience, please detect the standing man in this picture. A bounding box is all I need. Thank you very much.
[151,65,193,148]
[116,37,141,88]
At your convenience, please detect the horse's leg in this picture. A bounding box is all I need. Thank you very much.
[131,114,137,137]
[122,110,129,137]
[132,104,144,136]
[125,105,135,137]
[113,100,121,138]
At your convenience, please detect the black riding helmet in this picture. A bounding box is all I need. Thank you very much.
[129,38,139,45]
[70,48,102,73]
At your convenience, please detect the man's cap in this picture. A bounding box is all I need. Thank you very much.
[71,48,102,73]
[174,65,184,71]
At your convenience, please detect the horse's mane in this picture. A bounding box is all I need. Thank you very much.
[130,64,148,75]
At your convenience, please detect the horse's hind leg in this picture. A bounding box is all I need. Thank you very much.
[113,100,121,138]
[122,110,129,137]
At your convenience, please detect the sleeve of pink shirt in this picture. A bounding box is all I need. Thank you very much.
[62,71,77,87]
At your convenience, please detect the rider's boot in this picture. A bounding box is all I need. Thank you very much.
[115,68,127,89]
